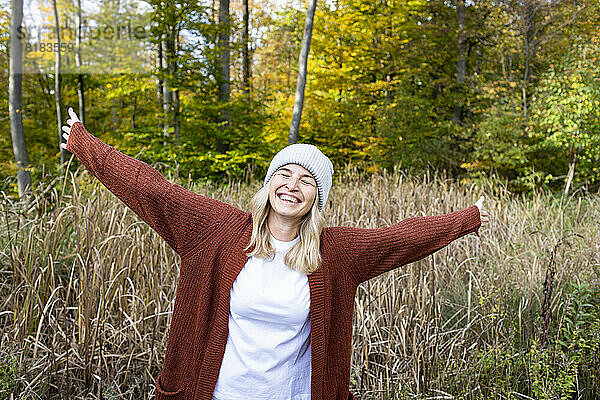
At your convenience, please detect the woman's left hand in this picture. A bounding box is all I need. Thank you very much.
[60,107,81,150]
[474,195,490,228]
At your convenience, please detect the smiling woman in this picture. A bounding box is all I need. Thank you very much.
[270,165,318,221]
[60,107,488,400]
[244,143,333,276]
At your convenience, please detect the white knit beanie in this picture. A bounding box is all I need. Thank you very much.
[264,143,334,211]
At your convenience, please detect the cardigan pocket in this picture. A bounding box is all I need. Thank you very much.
[155,374,185,399]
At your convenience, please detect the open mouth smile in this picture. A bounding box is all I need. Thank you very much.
[277,193,302,204]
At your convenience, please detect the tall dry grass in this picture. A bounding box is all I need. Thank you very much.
[1,164,599,399]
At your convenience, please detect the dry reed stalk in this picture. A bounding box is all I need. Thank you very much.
[1,164,598,399]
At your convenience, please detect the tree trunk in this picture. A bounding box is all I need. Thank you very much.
[157,41,164,132]
[173,89,180,144]
[161,38,171,140]
[522,2,532,122]
[564,144,577,195]
[242,0,250,95]
[453,0,466,124]
[9,0,31,197]
[75,0,85,124]
[170,29,180,144]
[217,0,230,153]
[522,57,529,120]
[287,51,291,89]
[289,0,318,144]
[52,0,64,166]
[132,94,136,129]
[520,0,540,123]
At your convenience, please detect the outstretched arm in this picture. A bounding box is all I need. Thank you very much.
[62,108,239,256]
[330,204,482,284]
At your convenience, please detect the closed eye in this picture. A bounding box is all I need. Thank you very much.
[276,171,315,186]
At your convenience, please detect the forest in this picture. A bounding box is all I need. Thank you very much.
[1,0,600,398]
[2,0,599,195]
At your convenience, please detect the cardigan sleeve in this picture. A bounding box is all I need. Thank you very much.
[66,122,239,256]
[330,205,481,284]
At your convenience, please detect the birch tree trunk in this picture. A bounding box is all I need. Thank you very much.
[75,0,85,124]
[564,146,577,196]
[242,0,250,95]
[161,38,171,140]
[169,29,180,144]
[289,0,317,144]
[9,0,31,197]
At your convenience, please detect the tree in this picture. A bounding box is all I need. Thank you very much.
[531,41,600,193]
[242,0,250,94]
[52,0,64,166]
[9,0,31,197]
[153,0,182,144]
[289,0,317,144]
[453,0,467,124]
[217,0,231,153]
[75,0,85,124]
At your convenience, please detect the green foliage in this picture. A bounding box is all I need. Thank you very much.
[0,355,20,400]
[3,0,600,197]
[144,93,272,182]
[529,40,600,190]
[528,339,578,400]
[468,103,552,192]
[555,282,600,396]
[526,282,600,399]
[429,279,600,399]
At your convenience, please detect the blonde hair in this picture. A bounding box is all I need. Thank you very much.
[244,185,325,275]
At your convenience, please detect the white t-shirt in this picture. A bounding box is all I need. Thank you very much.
[212,234,311,400]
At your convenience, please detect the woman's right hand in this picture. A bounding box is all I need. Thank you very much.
[60,107,81,150]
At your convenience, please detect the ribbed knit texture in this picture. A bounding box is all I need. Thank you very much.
[67,122,482,400]
[263,143,334,211]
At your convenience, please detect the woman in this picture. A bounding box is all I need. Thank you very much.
[61,108,490,400]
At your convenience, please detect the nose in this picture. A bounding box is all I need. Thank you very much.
[285,176,301,190]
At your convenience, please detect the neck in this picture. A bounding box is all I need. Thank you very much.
[267,213,301,242]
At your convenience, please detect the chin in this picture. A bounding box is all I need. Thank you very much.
[275,207,305,219]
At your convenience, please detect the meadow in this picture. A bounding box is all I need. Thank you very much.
[1,164,599,399]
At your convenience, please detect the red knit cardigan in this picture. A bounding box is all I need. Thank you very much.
[66,122,481,400]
